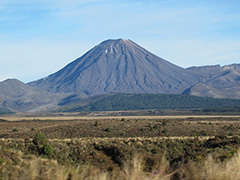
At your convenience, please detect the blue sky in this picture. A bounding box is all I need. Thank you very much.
[0,0,240,82]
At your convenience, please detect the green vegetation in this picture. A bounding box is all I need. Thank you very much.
[121,118,126,122]
[94,121,99,127]
[58,93,240,112]
[32,132,53,158]
[162,120,167,126]
[33,132,47,146]
[43,143,53,157]
[105,127,111,132]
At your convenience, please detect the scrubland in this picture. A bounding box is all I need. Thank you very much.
[1,116,240,138]
[1,116,240,179]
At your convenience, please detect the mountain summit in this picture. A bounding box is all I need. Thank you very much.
[29,39,200,96]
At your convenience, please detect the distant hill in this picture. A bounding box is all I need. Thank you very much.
[57,93,240,112]
[0,79,67,112]
[28,39,201,96]
[186,64,240,99]
[0,107,14,115]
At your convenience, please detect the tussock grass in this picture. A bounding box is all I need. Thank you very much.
[0,149,174,180]
[2,145,240,179]
[183,151,240,180]
[2,150,240,180]
[122,154,173,180]
[1,133,240,180]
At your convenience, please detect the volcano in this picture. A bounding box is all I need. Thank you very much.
[29,39,200,96]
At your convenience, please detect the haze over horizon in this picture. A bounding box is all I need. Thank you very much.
[0,0,240,83]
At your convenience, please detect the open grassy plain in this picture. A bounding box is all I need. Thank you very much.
[1,115,240,179]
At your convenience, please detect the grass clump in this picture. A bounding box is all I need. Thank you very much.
[183,151,240,180]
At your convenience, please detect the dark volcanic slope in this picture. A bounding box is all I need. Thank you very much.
[58,93,240,112]
[29,39,200,96]
[0,79,66,112]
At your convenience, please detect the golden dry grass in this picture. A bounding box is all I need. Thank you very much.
[183,151,240,180]
[122,154,173,180]
[0,149,174,180]
[2,149,240,180]
[2,136,240,180]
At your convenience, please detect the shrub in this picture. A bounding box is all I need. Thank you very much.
[33,132,47,147]
[162,120,167,126]
[121,118,126,122]
[94,121,99,127]
[148,123,153,131]
[201,131,208,136]
[153,124,159,129]
[120,132,125,136]
[190,133,196,137]
[105,128,111,132]
[43,143,53,157]
[162,129,168,134]
[13,128,18,132]
[229,132,234,136]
